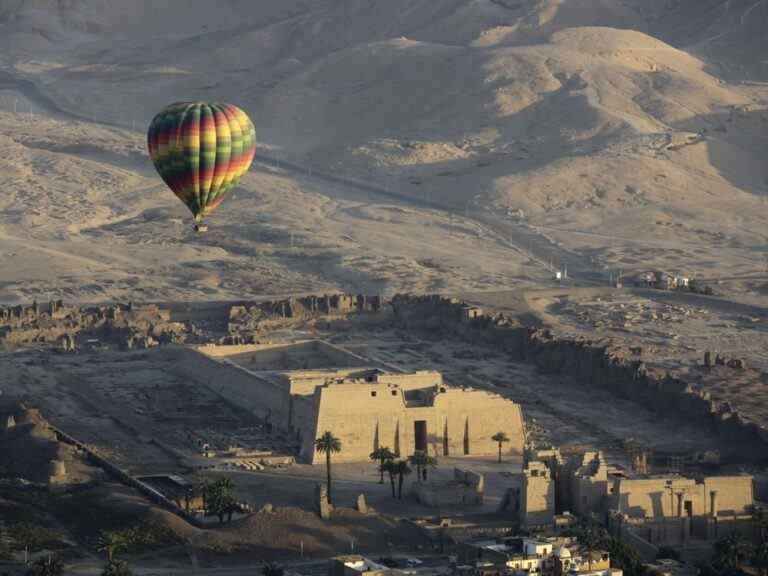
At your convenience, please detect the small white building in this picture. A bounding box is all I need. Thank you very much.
[524,538,555,557]
[505,539,557,575]
[506,555,546,574]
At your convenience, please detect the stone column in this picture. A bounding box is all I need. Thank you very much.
[710,490,719,518]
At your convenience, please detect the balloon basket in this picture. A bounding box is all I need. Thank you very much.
[194,224,209,233]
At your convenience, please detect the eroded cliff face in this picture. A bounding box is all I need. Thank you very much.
[391,294,768,460]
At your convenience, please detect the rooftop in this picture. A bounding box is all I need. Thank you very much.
[336,556,390,573]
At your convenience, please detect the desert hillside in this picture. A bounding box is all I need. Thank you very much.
[0,0,765,302]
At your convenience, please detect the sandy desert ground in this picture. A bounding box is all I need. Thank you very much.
[0,0,765,303]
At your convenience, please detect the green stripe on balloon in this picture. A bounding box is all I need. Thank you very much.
[147,101,256,225]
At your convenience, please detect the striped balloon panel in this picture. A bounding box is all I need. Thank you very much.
[147,101,256,221]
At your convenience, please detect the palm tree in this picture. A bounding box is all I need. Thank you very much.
[491,432,510,463]
[408,451,437,482]
[316,431,342,504]
[101,559,134,576]
[194,476,210,513]
[394,459,412,499]
[27,554,64,576]
[99,531,129,562]
[381,459,397,498]
[370,447,395,483]
[262,562,285,576]
[575,519,608,571]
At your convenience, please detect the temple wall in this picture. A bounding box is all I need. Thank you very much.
[304,384,525,464]
[391,294,768,461]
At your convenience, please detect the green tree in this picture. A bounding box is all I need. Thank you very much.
[491,432,510,463]
[315,431,342,505]
[695,564,719,576]
[394,459,412,499]
[571,519,644,576]
[26,554,64,576]
[101,559,134,576]
[370,447,395,484]
[606,536,644,576]
[204,477,238,524]
[99,530,130,562]
[713,533,753,573]
[262,561,285,576]
[408,451,437,482]
[0,521,13,561]
[381,459,397,498]
[753,541,768,576]
[11,523,61,554]
[754,506,768,543]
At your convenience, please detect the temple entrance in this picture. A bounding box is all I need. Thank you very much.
[414,420,427,453]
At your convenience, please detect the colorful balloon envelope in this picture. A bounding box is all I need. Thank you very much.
[147,102,256,231]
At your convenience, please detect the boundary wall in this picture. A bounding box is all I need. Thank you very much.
[391,294,768,461]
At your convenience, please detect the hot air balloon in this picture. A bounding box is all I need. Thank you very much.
[147,102,256,232]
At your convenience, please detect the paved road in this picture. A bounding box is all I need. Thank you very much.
[64,553,452,576]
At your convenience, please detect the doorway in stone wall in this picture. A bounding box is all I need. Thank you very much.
[414,420,427,453]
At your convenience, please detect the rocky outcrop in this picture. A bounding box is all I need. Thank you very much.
[391,294,768,460]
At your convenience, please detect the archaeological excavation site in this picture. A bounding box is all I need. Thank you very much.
[1,284,767,569]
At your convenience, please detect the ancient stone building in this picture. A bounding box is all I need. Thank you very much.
[173,344,525,464]
[521,461,555,527]
[608,475,756,556]
[298,371,524,463]
[567,451,610,515]
[610,475,753,519]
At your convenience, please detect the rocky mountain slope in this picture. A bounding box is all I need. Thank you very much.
[0,0,764,301]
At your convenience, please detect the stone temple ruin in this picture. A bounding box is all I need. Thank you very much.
[172,342,525,464]
[0,292,384,350]
[226,294,382,343]
[413,468,485,507]
[0,299,184,350]
[512,447,757,558]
